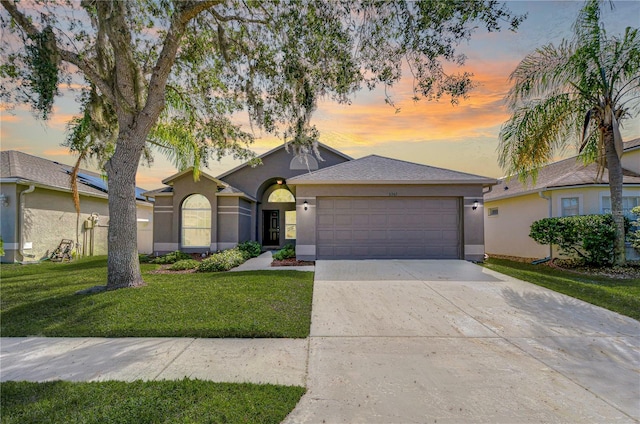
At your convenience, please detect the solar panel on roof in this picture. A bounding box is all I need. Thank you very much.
[66,171,149,201]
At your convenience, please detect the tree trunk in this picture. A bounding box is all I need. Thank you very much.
[603,127,626,266]
[105,135,145,290]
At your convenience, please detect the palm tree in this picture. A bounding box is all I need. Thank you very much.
[498,0,640,266]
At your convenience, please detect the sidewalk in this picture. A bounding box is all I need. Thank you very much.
[231,251,315,272]
[0,337,308,386]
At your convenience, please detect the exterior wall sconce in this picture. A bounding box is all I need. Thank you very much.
[0,194,8,207]
[303,201,308,211]
[472,200,479,210]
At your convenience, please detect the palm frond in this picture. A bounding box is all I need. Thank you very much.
[499,93,582,183]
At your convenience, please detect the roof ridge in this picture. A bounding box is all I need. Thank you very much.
[363,154,497,179]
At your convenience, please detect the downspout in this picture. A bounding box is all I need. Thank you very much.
[18,185,36,261]
[532,190,553,264]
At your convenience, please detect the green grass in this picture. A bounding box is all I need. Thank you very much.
[483,258,640,320]
[0,256,314,338]
[0,379,305,424]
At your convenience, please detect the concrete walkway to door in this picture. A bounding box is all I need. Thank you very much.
[284,260,640,423]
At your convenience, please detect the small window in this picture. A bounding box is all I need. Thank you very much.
[561,197,580,217]
[488,207,499,217]
[268,188,295,203]
[602,196,640,218]
[285,210,296,239]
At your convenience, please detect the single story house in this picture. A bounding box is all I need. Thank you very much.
[484,138,640,260]
[0,150,154,263]
[144,143,496,261]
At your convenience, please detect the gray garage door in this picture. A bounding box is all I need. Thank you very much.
[316,197,461,259]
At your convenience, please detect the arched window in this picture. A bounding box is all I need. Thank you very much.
[181,194,211,247]
[268,188,295,203]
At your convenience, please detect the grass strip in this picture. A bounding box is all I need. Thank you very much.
[1,379,305,424]
[0,256,314,338]
[483,258,640,320]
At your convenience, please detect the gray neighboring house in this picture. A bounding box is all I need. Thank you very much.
[145,143,495,261]
[0,151,154,263]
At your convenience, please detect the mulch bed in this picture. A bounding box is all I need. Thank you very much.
[271,258,315,267]
[547,258,640,279]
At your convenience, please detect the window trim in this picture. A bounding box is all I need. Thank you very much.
[557,194,583,217]
[181,194,212,248]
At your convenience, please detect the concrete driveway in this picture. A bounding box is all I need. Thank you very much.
[284,260,640,423]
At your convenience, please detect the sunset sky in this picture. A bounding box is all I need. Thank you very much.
[1,1,639,189]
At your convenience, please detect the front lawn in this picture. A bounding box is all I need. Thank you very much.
[1,379,304,424]
[483,258,640,320]
[0,256,314,338]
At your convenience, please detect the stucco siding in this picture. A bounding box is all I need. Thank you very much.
[217,196,240,249]
[152,196,174,245]
[221,146,349,199]
[622,148,639,174]
[238,198,252,242]
[20,187,111,261]
[484,193,550,259]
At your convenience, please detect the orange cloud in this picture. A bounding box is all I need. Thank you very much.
[42,148,73,156]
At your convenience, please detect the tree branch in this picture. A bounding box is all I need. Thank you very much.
[1,0,115,104]
[210,9,266,24]
[141,1,221,131]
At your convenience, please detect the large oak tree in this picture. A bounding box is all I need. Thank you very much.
[1,0,523,289]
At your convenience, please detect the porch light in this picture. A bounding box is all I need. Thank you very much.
[303,201,308,211]
[472,200,479,210]
[0,194,7,207]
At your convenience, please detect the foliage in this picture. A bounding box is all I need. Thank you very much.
[498,0,640,265]
[273,244,296,261]
[237,241,262,259]
[197,248,246,272]
[0,256,314,338]
[169,259,200,271]
[0,0,524,289]
[483,258,640,321]
[0,236,4,257]
[138,254,152,263]
[629,206,640,250]
[1,380,305,424]
[150,250,192,264]
[529,214,630,266]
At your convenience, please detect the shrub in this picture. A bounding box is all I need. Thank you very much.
[530,214,629,266]
[138,254,152,263]
[151,251,192,264]
[273,244,296,261]
[169,259,200,271]
[197,248,246,272]
[237,241,262,259]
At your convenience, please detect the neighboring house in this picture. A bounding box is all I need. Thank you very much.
[144,143,495,261]
[484,138,640,260]
[0,151,154,263]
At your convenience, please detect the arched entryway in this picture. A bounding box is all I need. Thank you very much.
[256,178,297,248]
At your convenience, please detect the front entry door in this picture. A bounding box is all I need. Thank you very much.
[263,210,280,246]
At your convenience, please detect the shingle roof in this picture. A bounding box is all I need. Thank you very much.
[216,141,352,180]
[485,138,640,201]
[288,154,497,185]
[1,150,151,201]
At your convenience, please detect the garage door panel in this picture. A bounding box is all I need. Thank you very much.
[317,197,460,259]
